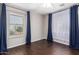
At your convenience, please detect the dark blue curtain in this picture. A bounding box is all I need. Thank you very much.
[26,11,31,45]
[70,5,79,49]
[0,3,7,52]
[47,13,53,42]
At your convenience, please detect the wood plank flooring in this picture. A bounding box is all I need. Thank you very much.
[0,39,79,55]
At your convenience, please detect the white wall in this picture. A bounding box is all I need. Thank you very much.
[42,15,48,39]
[43,9,70,45]
[7,6,44,49]
[30,11,43,42]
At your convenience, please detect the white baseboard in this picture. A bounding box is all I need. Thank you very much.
[53,39,69,45]
[43,38,69,45]
[7,42,26,49]
[8,38,69,49]
[8,39,43,49]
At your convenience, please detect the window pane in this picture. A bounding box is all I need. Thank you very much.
[15,25,23,34]
[10,15,23,24]
[9,14,24,37]
[9,25,16,35]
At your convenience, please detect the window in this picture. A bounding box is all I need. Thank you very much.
[8,12,25,38]
[52,9,70,40]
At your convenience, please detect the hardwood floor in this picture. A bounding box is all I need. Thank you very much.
[1,39,79,55]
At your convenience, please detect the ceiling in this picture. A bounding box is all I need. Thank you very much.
[6,3,76,14]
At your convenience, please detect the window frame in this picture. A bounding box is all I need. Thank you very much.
[8,10,25,39]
